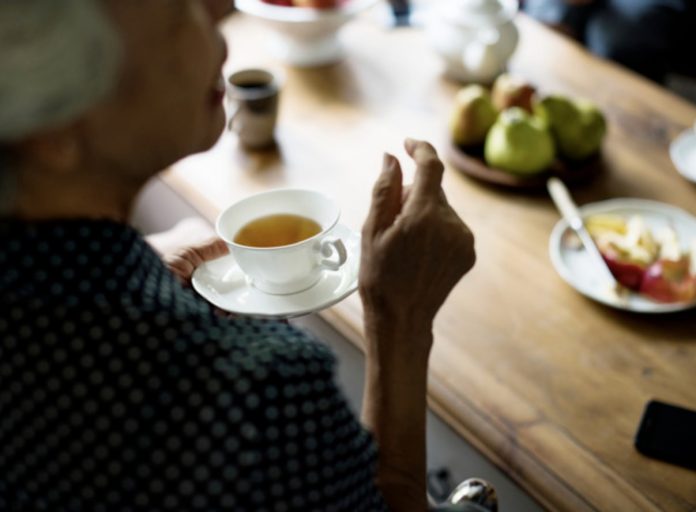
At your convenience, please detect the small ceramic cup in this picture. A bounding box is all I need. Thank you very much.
[216,189,348,295]
[226,68,280,149]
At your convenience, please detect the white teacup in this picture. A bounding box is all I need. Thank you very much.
[216,189,348,295]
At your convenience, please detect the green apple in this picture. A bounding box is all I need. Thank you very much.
[449,85,498,147]
[484,107,555,175]
[535,95,606,160]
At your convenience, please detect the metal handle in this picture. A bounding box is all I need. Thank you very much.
[447,478,498,512]
[429,478,498,512]
[547,177,582,231]
[547,177,618,286]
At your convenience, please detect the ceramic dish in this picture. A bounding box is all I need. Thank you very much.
[549,198,696,313]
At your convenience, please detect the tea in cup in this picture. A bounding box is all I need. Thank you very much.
[216,189,347,295]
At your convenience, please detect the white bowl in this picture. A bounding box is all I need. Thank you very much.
[236,0,381,67]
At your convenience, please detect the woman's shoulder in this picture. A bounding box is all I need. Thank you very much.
[113,306,338,382]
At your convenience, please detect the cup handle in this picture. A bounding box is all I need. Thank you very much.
[318,238,348,271]
[227,101,241,131]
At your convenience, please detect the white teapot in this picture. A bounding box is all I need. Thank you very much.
[425,0,519,84]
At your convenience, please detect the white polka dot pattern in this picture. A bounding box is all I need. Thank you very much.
[0,219,387,511]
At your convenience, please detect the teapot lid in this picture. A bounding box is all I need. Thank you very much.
[439,0,517,27]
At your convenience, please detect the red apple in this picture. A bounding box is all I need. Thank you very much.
[639,257,696,303]
[262,0,293,5]
[491,74,537,114]
[600,248,648,291]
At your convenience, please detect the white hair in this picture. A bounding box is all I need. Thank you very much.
[0,0,122,141]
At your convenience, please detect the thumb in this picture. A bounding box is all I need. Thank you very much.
[364,153,403,235]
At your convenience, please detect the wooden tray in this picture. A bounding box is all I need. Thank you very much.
[445,142,605,190]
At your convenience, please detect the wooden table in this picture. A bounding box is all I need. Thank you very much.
[163,11,696,512]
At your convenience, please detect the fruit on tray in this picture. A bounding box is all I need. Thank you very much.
[484,107,555,175]
[491,74,536,114]
[449,76,609,180]
[449,85,498,147]
[534,95,606,160]
[586,213,696,302]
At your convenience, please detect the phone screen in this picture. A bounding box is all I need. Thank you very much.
[634,400,696,471]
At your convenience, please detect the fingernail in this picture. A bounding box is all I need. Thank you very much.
[383,152,396,170]
[404,138,416,152]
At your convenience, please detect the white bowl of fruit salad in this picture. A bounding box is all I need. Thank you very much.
[236,0,380,67]
[550,198,696,313]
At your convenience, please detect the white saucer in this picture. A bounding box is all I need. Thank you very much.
[192,224,360,318]
[549,198,696,314]
[670,127,696,182]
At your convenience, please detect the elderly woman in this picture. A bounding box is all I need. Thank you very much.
[0,1,475,511]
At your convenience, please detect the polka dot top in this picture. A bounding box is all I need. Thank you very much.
[0,219,387,511]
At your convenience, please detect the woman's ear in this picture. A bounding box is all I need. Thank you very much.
[17,126,82,175]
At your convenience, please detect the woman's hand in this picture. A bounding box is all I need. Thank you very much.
[359,138,476,353]
[163,238,229,286]
[359,139,475,511]
[145,217,229,286]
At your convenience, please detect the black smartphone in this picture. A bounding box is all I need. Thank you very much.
[634,400,696,471]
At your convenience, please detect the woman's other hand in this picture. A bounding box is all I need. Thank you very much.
[359,138,476,354]
[359,139,475,511]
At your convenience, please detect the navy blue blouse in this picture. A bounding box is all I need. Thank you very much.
[0,219,386,511]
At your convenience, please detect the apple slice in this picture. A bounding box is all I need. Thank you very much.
[589,214,661,290]
[600,246,648,291]
[640,257,696,303]
[585,214,627,237]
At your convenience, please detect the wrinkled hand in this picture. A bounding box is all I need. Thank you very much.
[164,238,229,286]
[359,139,476,339]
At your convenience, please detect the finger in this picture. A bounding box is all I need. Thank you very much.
[404,138,445,201]
[167,259,196,285]
[401,184,412,205]
[363,153,403,235]
[175,238,229,269]
[190,238,229,263]
[165,239,228,283]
